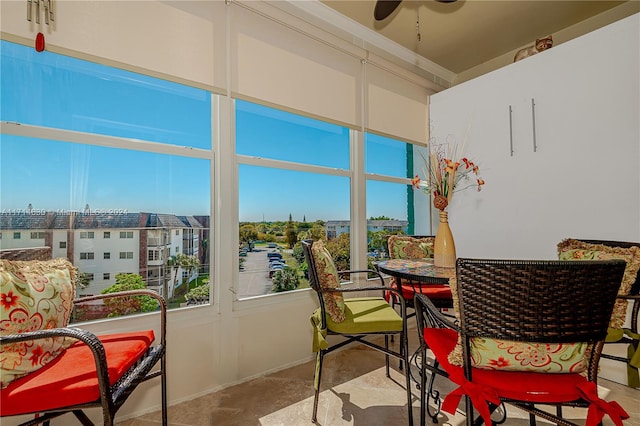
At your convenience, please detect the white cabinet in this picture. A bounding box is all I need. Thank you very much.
[429,13,640,260]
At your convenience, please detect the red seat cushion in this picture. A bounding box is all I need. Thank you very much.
[399,282,452,300]
[1,330,155,417]
[423,328,587,403]
[387,280,452,302]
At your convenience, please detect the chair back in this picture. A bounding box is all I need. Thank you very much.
[574,239,640,295]
[387,235,435,260]
[302,239,324,300]
[456,258,626,344]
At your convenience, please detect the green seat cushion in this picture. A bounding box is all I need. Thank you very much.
[319,297,403,335]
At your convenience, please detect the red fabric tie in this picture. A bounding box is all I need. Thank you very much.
[577,382,629,426]
[441,370,501,426]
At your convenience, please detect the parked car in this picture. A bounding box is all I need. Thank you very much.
[269,265,285,278]
[267,252,282,259]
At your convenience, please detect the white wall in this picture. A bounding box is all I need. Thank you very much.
[430,13,640,259]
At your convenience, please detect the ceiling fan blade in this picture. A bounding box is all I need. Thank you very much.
[374,0,402,21]
[374,0,458,21]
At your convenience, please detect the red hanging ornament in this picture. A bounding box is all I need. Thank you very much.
[35,32,45,52]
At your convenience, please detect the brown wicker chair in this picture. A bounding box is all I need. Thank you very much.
[1,289,167,425]
[414,258,629,426]
[561,239,640,378]
[302,239,413,426]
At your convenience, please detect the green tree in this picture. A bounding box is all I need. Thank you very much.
[102,273,158,316]
[285,213,297,249]
[325,233,351,271]
[77,272,91,290]
[167,253,201,299]
[367,230,392,254]
[272,267,299,292]
[185,278,210,305]
[292,244,305,264]
[239,224,258,248]
[298,223,325,242]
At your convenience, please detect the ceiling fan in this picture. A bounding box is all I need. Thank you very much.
[374,0,458,21]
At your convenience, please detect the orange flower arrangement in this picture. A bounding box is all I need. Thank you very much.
[412,142,485,211]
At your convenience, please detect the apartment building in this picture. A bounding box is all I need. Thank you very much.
[0,211,204,296]
[325,219,409,239]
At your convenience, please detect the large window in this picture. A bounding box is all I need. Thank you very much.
[0,40,212,317]
[236,100,350,299]
[365,133,430,257]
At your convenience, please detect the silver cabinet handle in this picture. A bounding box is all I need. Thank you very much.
[531,98,537,152]
[509,105,514,157]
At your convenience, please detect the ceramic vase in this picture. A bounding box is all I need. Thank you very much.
[434,210,456,268]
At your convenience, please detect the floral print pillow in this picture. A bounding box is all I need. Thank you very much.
[557,240,640,330]
[469,338,587,373]
[311,240,345,323]
[0,258,77,388]
[388,235,435,260]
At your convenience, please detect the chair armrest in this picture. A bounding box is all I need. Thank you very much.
[333,267,397,295]
[617,294,640,301]
[337,268,384,282]
[414,293,459,343]
[74,290,167,345]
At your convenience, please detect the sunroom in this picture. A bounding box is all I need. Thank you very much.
[1,1,639,425]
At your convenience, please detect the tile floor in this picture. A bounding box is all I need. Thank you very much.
[119,333,640,426]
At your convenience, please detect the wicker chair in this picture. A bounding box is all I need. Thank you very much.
[385,235,453,316]
[302,239,413,426]
[559,239,640,385]
[414,258,629,426]
[1,289,167,425]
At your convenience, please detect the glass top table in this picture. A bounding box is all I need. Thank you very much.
[375,258,455,284]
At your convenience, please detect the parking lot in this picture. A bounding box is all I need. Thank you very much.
[238,248,280,298]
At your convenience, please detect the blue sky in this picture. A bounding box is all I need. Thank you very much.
[1,40,413,222]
